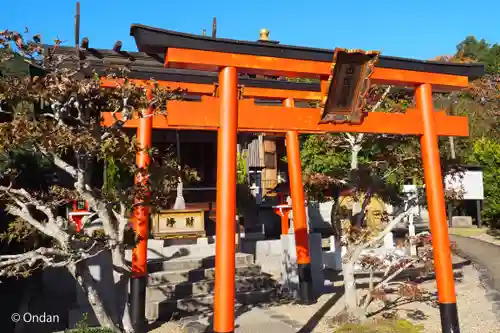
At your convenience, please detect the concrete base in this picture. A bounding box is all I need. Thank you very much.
[196,237,209,245]
[209,232,265,243]
[280,233,324,298]
[452,216,474,228]
[129,237,281,268]
[241,238,283,277]
[126,239,214,260]
[75,251,116,306]
[71,250,121,329]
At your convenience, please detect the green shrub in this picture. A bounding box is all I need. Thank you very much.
[334,319,424,333]
[466,138,500,227]
[65,314,115,333]
[236,151,248,185]
[65,329,114,333]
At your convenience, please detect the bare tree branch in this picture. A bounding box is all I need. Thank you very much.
[113,202,129,243]
[362,257,419,312]
[343,85,393,170]
[347,205,414,265]
[0,247,68,268]
[378,259,418,289]
[372,86,393,112]
[38,147,77,178]
[0,185,69,246]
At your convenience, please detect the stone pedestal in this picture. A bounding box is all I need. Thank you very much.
[280,233,324,298]
[197,237,209,245]
[383,232,394,249]
[323,236,343,271]
[452,216,473,228]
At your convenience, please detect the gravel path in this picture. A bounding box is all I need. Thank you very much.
[395,264,500,333]
[450,235,500,318]
[467,232,500,246]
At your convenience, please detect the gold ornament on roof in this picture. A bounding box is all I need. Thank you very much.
[259,28,270,41]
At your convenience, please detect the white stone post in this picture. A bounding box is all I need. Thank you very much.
[281,233,325,298]
[330,235,343,270]
[383,232,394,249]
[286,195,294,234]
[408,210,417,256]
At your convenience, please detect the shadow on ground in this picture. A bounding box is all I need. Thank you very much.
[295,259,470,333]
[487,228,500,240]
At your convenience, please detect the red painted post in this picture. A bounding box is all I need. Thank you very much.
[273,205,291,235]
[276,192,291,235]
[416,83,460,333]
[213,66,238,333]
[130,87,153,332]
[284,97,315,304]
[280,211,290,235]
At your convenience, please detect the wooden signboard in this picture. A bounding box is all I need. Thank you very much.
[151,209,206,239]
[320,48,380,124]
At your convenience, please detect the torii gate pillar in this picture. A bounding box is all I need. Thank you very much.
[213,67,238,333]
[130,88,153,332]
[417,83,460,333]
[284,97,315,304]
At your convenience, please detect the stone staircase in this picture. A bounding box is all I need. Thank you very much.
[145,252,280,322]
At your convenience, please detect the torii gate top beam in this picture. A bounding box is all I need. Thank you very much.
[101,23,485,137]
[130,24,483,90]
[62,24,483,137]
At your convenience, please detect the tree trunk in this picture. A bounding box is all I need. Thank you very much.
[343,260,358,311]
[112,247,134,333]
[342,135,365,319]
[343,259,366,320]
[68,242,133,333]
[449,136,456,159]
[69,262,122,332]
[350,144,361,170]
[344,257,370,321]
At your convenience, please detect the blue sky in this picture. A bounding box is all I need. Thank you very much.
[2,0,498,60]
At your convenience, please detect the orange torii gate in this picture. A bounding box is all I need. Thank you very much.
[98,24,483,333]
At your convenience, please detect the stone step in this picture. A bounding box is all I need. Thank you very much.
[146,288,277,322]
[148,264,262,285]
[147,275,277,302]
[146,253,254,273]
